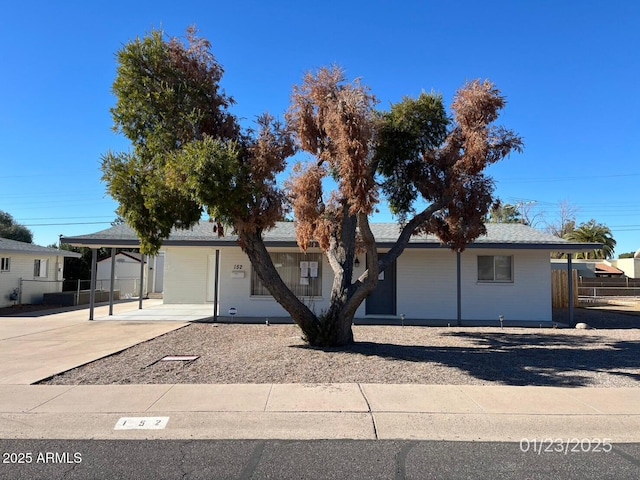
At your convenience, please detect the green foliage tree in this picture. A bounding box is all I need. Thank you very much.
[102,28,523,347]
[488,203,523,224]
[0,211,33,243]
[619,252,636,259]
[564,219,616,259]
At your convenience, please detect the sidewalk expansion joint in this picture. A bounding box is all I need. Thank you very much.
[456,386,488,413]
[561,390,605,414]
[357,383,378,440]
[145,384,177,412]
[28,384,78,412]
[263,384,274,412]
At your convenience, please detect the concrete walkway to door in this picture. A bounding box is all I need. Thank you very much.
[0,300,187,385]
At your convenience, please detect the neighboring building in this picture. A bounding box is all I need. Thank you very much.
[609,252,640,279]
[0,238,81,308]
[61,222,598,324]
[96,251,165,298]
[551,257,637,278]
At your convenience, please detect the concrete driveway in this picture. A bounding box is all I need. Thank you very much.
[0,300,187,385]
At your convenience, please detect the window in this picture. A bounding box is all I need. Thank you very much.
[0,257,9,272]
[252,252,322,297]
[33,259,48,278]
[477,255,513,282]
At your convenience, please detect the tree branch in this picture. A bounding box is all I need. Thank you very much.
[379,200,445,272]
[342,213,378,318]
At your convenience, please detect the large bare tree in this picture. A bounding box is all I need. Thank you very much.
[102,29,523,347]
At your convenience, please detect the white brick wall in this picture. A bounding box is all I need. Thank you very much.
[460,249,551,322]
[162,247,209,304]
[218,247,334,318]
[161,246,552,322]
[396,249,458,319]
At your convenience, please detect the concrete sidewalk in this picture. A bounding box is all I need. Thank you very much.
[1,383,639,442]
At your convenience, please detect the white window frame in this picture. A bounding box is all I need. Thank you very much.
[477,255,513,283]
[33,259,48,278]
[251,252,322,297]
[0,257,9,272]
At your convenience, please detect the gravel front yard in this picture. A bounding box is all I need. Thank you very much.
[41,308,640,387]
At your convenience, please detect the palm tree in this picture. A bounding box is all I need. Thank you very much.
[564,220,616,259]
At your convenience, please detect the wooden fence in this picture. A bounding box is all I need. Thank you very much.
[552,270,578,308]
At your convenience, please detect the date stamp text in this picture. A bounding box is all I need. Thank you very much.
[520,438,612,454]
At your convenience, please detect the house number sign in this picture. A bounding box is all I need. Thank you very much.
[114,417,169,430]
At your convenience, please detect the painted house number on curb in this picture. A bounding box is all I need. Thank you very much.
[114,417,169,430]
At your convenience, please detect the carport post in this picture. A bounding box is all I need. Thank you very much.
[138,253,145,309]
[213,249,220,322]
[456,250,462,326]
[568,253,574,326]
[89,248,97,321]
[108,248,116,316]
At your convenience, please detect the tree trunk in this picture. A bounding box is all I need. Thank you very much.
[239,202,449,347]
[239,230,319,335]
[319,301,355,346]
[240,229,361,346]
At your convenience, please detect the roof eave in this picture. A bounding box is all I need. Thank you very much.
[61,235,603,253]
[0,248,81,258]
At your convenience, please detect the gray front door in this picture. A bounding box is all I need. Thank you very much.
[365,255,396,315]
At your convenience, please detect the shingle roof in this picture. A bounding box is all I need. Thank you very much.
[61,221,600,252]
[0,237,81,257]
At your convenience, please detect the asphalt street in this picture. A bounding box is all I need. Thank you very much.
[1,439,639,480]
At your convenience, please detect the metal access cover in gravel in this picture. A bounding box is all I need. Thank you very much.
[159,355,199,362]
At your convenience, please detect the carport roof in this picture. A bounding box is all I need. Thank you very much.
[61,221,601,252]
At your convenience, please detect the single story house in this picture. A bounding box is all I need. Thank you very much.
[0,237,81,308]
[61,222,599,325]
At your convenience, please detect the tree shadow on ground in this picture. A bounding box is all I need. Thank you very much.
[334,332,640,387]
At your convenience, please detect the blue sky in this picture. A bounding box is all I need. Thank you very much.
[1,0,638,255]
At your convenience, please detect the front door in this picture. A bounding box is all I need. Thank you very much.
[365,255,397,315]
